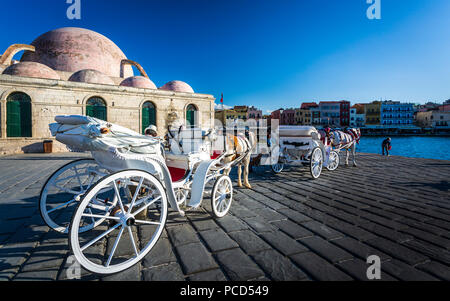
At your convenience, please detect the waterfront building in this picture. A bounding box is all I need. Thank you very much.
[365,101,381,125]
[416,111,450,130]
[0,27,215,155]
[310,106,321,126]
[350,105,365,128]
[319,100,350,127]
[247,106,263,120]
[380,101,414,126]
[295,108,312,125]
[281,109,296,125]
[439,104,450,112]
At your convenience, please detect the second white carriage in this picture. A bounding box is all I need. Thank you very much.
[270,126,340,178]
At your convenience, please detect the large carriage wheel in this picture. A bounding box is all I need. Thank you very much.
[326,151,340,171]
[309,147,323,179]
[39,159,110,234]
[271,162,285,174]
[211,175,233,218]
[69,170,168,275]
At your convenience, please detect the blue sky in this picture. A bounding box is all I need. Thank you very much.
[0,0,449,113]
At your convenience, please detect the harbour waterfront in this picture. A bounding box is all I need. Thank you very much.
[0,152,449,281]
[357,136,450,161]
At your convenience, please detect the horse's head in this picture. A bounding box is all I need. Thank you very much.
[202,128,218,142]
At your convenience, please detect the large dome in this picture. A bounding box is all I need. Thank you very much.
[69,69,115,85]
[20,27,133,78]
[120,76,157,89]
[2,62,60,80]
[160,80,194,93]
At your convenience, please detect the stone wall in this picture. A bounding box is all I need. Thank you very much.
[0,75,215,156]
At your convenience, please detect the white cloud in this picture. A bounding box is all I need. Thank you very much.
[215,103,232,110]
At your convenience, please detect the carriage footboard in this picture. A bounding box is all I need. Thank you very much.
[188,160,217,209]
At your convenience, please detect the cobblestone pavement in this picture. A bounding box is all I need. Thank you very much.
[0,152,449,281]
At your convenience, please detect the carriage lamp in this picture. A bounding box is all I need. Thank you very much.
[100,127,110,134]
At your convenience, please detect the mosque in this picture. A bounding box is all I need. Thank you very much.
[0,27,215,155]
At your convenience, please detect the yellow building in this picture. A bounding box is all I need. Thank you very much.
[365,101,381,125]
[295,109,312,125]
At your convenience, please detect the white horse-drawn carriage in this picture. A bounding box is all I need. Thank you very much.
[270,126,340,178]
[39,116,240,274]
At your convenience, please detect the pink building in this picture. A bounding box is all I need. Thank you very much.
[247,106,263,120]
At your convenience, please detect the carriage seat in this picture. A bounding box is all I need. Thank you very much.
[165,151,211,182]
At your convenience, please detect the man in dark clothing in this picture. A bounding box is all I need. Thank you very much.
[382,138,391,156]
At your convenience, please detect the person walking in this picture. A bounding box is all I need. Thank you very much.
[382,137,392,156]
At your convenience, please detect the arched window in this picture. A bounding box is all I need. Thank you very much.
[142,101,156,134]
[186,104,198,128]
[7,92,32,137]
[86,97,107,121]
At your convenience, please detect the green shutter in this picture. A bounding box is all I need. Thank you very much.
[86,105,107,121]
[86,105,94,118]
[187,110,195,128]
[7,101,21,137]
[142,107,156,134]
[95,106,107,121]
[20,101,32,137]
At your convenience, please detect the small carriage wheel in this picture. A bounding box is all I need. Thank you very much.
[272,163,284,174]
[326,151,340,171]
[39,159,111,234]
[309,147,323,179]
[211,175,233,218]
[69,170,168,275]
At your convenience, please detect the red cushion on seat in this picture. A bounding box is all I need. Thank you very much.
[211,151,222,160]
[168,167,187,182]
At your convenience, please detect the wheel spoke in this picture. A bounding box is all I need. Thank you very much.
[128,177,144,214]
[134,220,161,226]
[128,227,139,257]
[73,166,84,191]
[113,180,127,214]
[81,223,120,252]
[106,227,124,267]
[81,213,120,221]
[47,198,76,214]
[131,196,162,217]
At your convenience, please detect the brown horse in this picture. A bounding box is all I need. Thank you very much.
[222,132,257,189]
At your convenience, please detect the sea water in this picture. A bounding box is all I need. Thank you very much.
[356,136,450,161]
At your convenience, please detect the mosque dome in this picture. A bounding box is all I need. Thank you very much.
[20,27,133,78]
[2,61,60,80]
[120,76,157,89]
[68,69,115,85]
[159,80,194,93]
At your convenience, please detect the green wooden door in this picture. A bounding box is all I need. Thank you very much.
[7,101,32,137]
[142,107,156,134]
[86,105,107,121]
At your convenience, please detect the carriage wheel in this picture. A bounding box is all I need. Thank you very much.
[326,151,340,171]
[69,170,168,275]
[39,159,110,234]
[211,175,233,218]
[271,162,284,174]
[309,147,323,179]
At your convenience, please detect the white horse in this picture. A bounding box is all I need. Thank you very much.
[329,128,361,167]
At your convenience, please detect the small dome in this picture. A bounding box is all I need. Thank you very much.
[2,61,60,80]
[68,69,114,85]
[120,76,157,89]
[160,80,194,93]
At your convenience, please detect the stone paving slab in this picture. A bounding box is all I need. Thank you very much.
[0,152,449,281]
